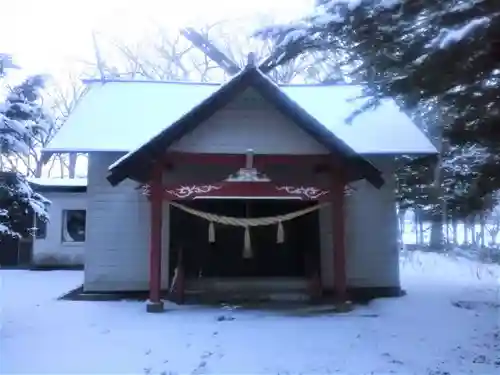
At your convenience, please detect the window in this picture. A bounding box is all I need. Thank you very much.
[62,210,86,243]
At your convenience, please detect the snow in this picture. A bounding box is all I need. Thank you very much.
[28,177,88,187]
[428,17,491,50]
[45,78,436,163]
[1,76,52,158]
[377,0,401,8]
[0,222,9,234]
[44,81,218,153]
[279,29,308,45]
[1,252,498,374]
[304,0,401,29]
[283,85,436,154]
[317,0,363,12]
[16,176,50,219]
[0,173,50,237]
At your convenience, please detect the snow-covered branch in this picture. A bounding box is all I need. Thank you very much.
[1,73,53,239]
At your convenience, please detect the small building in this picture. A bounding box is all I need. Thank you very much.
[30,178,87,269]
[42,65,437,312]
[0,174,86,269]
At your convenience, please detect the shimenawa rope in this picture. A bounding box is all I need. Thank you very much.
[168,201,328,258]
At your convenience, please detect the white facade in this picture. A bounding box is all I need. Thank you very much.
[32,191,87,267]
[83,151,400,293]
[42,74,435,298]
[82,91,400,294]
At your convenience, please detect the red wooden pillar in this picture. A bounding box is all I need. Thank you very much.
[146,162,164,313]
[331,175,347,303]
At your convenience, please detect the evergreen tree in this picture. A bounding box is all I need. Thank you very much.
[1,59,50,238]
[258,0,500,217]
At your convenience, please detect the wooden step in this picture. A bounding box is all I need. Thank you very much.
[183,277,311,303]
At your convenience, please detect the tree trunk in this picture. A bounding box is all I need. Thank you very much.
[427,116,446,250]
[491,229,499,246]
[414,210,419,245]
[464,218,469,245]
[416,210,425,245]
[430,219,443,250]
[68,153,77,178]
[479,213,486,248]
[59,155,65,177]
[469,216,477,246]
[451,218,458,245]
[444,217,449,245]
[397,207,407,245]
[34,159,43,178]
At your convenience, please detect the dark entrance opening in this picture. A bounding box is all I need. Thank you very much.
[169,199,320,280]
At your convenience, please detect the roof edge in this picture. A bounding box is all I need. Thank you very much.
[81,78,222,86]
[107,66,385,188]
[81,78,360,88]
[107,66,257,184]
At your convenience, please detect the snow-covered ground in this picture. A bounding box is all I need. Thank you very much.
[1,252,499,374]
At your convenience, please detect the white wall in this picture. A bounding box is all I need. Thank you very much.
[32,192,87,267]
[345,172,400,288]
[170,87,329,155]
[84,158,401,292]
[84,152,171,292]
[318,156,400,290]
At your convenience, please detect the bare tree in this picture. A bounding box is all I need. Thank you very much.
[61,16,342,183]
[83,16,328,85]
[81,28,213,82]
[41,73,87,178]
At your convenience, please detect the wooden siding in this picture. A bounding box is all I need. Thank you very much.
[84,151,170,291]
[170,87,329,155]
[32,192,87,267]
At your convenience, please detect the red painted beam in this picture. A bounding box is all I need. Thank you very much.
[331,175,347,303]
[164,152,333,167]
[147,162,164,312]
[160,181,331,201]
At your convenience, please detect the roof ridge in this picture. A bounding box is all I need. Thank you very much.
[81,78,359,88]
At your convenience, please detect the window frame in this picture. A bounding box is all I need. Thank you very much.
[61,209,86,243]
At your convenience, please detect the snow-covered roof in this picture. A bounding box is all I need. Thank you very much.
[44,79,437,155]
[28,177,88,187]
[44,81,218,153]
[283,85,435,154]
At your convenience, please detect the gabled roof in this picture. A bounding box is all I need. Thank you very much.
[44,81,220,154]
[44,78,436,156]
[106,66,385,188]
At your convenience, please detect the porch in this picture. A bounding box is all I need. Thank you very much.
[102,65,386,312]
[169,197,320,304]
[143,151,350,312]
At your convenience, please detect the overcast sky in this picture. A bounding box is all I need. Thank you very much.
[1,0,312,79]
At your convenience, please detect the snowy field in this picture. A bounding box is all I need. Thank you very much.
[1,252,499,375]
